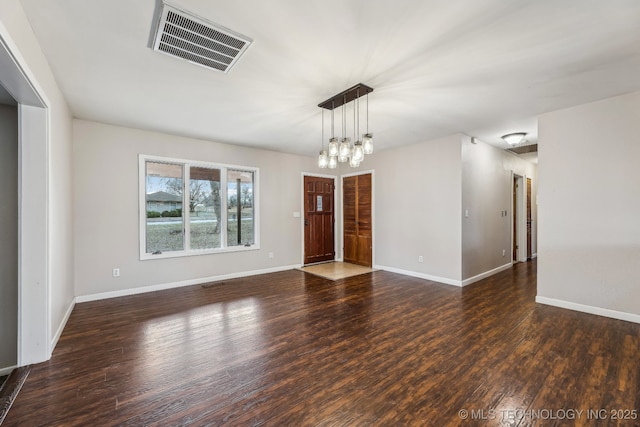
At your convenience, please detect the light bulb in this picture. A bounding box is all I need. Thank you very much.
[328,155,338,169]
[328,138,339,156]
[318,150,328,168]
[353,141,364,162]
[339,137,351,158]
[363,133,373,154]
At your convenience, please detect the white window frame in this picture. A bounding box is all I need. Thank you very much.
[139,154,260,260]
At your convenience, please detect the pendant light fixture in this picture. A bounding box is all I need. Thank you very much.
[317,83,374,169]
[352,90,365,163]
[362,93,374,154]
[318,109,328,168]
[328,154,338,169]
[338,95,351,162]
[349,153,361,167]
[328,101,339,157]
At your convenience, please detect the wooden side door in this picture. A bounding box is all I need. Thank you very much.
[304,176,335,265]
[343,173,372,267]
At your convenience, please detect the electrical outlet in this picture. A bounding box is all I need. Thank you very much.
[112,268,120,277]
[502,249,506,257]
[268,252,274,259]
[418,255,424,263]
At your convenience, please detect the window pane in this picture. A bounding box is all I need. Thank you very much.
[227,170,254,247]
[145,162,184,254]
[190,167,221,250]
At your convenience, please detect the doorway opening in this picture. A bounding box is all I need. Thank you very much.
[512,173,532,262]
[0,100,18,376]
[1,31,51,367]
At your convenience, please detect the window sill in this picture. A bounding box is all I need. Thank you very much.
[140,244,260,261]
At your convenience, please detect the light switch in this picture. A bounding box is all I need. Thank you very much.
[293,211,301,218]
[465,209,469,218]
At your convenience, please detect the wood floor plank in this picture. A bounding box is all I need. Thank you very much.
[4,261,640,426]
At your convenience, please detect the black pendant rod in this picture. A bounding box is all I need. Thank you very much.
[318,83,374,110]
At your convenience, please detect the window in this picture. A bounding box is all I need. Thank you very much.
[140,155,259,260]
[227,169,255,247]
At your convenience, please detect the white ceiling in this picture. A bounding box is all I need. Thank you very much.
[18,0,640,156]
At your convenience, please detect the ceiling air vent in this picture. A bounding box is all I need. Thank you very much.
[152,3,252,73]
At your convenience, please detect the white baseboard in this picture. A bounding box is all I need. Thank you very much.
[374,265,461,287]
[536,296,640,324]
[461,263,512,287]
[532,253,538,259]
[51,298,75,352]
[76,264,301,303]
[0,365,17,376]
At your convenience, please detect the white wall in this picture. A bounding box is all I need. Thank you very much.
[0,0,74,362]
[0,104,18,369]
[364,134,462,283]
[538,90,640,320]
[461,136,537,280]
[73,120,316,297]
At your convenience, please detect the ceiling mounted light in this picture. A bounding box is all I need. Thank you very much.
[318,83,374,169]
[502,132,527,146]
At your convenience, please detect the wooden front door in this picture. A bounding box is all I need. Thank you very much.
[304,176,335,265]
[343,173,372,267]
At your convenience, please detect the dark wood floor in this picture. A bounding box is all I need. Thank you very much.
[5,261,640,426]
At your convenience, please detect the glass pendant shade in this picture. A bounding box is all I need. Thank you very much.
[318,150,329,168]
[349,155,360,168]
[339,137,351,158]
[338,138,351,162]
[328,155,338,169]
[352,141,365,162]
[328,138,339,156]
[363,133,374,154]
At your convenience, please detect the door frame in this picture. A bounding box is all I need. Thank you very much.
[0,29,52,366]
[340,169,375,267]
[511,172,529,263]
[300,172,338,266]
